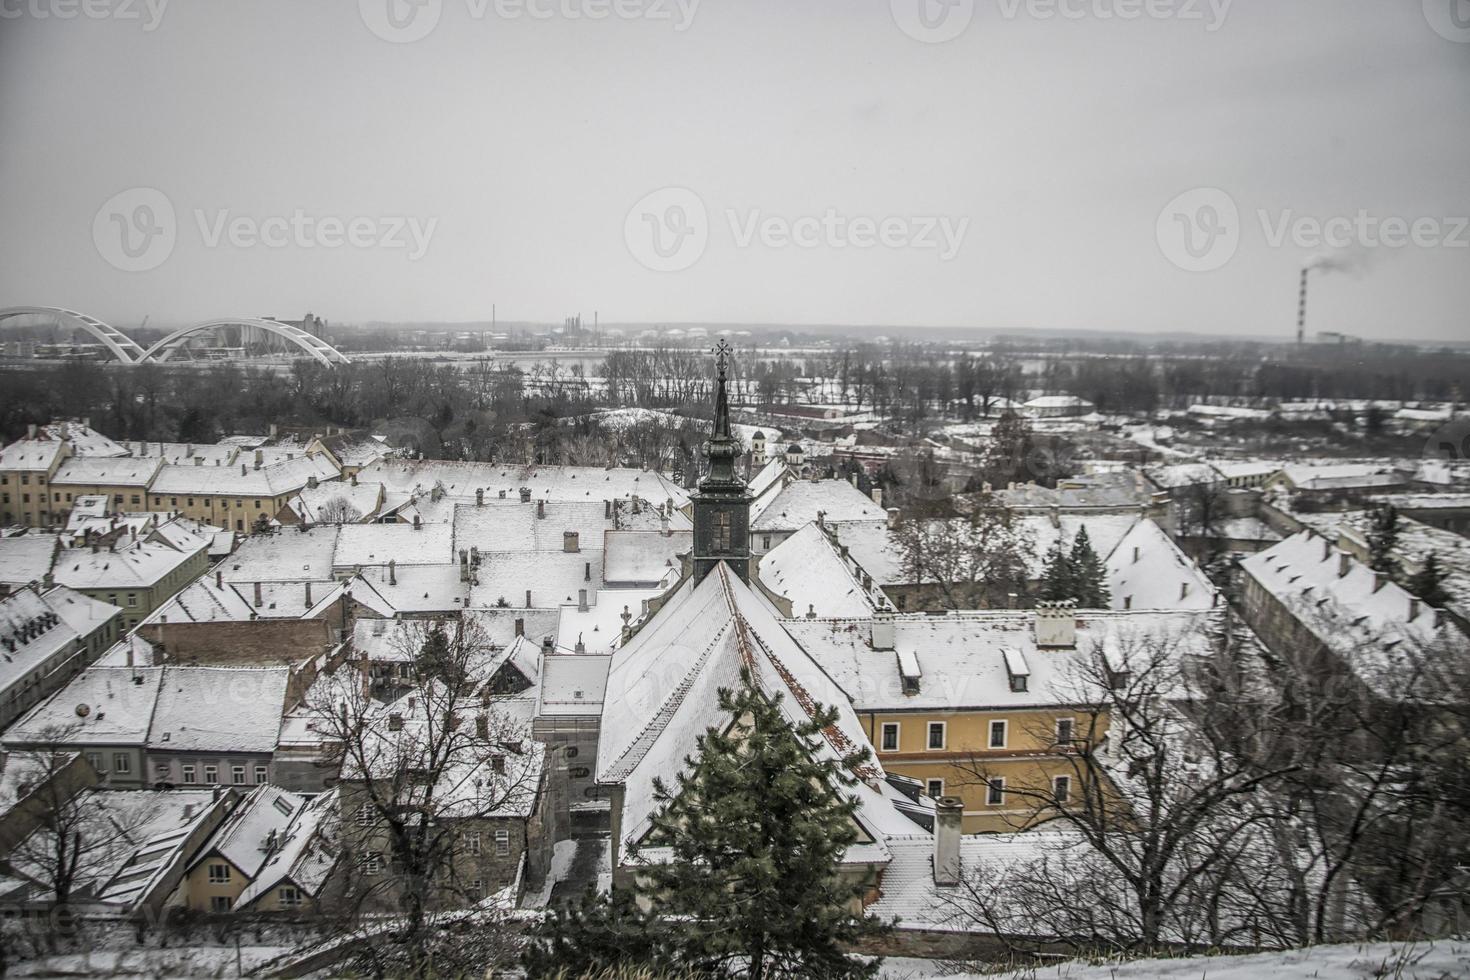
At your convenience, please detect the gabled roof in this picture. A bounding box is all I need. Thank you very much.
[751,479,884,533]
[234,788,340,908]
[51,456,162,488]
[597,564,884,856]
[193,784,309,880]
[1106,519,1216,611]
[758,524,880,619]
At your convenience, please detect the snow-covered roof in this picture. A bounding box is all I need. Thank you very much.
[751,479,885,533]
[219,527,340,582]
[537,653,612,716]
[51,456,162,488]
[6,666,164,746]
[195,784,310,879]
[51,536,205,591]
[0,535,60,589]
[758,524,881,619]
[124,441,239,466]
[347,563,469,615]
[332,523,453,570]
[149,453,340,497]
[235,787,340,908]
[0,438,64,473]
[146,576,341,623]
[1145,463,1224,490]
[1107,520,1217,611]
[148,667,291,753]
[357,460,688,508]
[556,588,662,654]
[452,500,614,554]
[602,530,690,587]
[469,551,606,610]
[287,482,384,523]
[0,586,120,699]
[1239,531,1449,699]
[597,564,886,859]
[784,610,1212,712]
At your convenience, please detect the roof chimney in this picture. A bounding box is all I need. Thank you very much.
[871,609,895,651]
[1035,600,1077,649]
[514,617,524,637]
[254,582,263,607]
[1338,553,1352,578]
[886,507,901,531]
[1409,597,1421,622]
[525,589,532,608]
[537,499,546,519]
[933,797,963,886]
[476,488,484,507]
[412,514,422,530]
[564,531,580,553]
[304,581,313,607]
[578,588,588,612]
[254,449,263,470]
[388,559,396,586]
[871,487,883,508]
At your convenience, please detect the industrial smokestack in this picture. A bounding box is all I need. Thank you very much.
[1296,266,1309,345]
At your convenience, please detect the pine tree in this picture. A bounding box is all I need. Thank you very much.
[1408,552,1450,607]
[1068,525,1111,609]
[523,671,885,979]
[1041,540,1075,601]
[521,886,671,979]
[1367,504,1400,575]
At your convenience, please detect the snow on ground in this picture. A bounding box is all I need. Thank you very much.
[13,945,294,978]
[527,837,581,908]
[877,940,1470,980]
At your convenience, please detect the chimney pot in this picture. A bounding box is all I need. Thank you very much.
[254,582,263,607]
[578,588,589,613]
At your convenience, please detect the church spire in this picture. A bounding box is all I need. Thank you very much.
[700,339,741,491]
[691,339,751,584]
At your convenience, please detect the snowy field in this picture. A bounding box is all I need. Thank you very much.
[878,940,1470,980]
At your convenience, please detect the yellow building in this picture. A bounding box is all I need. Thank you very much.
[50,456,163,514]
[147,453,341,533]
[179,786,339,914]
[784,607,1208,833]
[0,436,69,528]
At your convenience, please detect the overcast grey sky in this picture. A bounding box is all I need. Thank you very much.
[1,0,1467,341]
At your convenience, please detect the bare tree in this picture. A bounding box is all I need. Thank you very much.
[946,620,1310,952]
[893,511,1034,610]
[309,618,543,977]
[315,495,364,524]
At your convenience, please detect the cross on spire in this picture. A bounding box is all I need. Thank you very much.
[713,338,732,380]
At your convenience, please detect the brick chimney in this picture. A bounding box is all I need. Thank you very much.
[870,609,895,651]
[563,531,580,553]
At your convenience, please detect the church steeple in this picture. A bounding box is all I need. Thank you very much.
[691,340,751,584]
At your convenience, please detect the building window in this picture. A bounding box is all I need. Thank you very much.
[127,594,138,607]
[86,752,101,771]
[279,886,301,909]
[208,863,231,884]
[1056,718,1075,745]
[762,535,772,550]
[231,765,246,784]
[713,511,732,551]
[494,830,510,856]
[204,765,218,783]
[113,753,131,774]
[927,722,946,750]
[1053,775,1072,803]
[210,896,231,913]
[155,763,170,783]
[359,852,383,876]
[879,723,899,752]
[470,879,484,900]
[182,764,196,783]
[465,832,481,856]
[989,720,1007,749]
[986,778,1005,806]
[357,804,375,827]
[254,764,268,784]
[926,779,944,798]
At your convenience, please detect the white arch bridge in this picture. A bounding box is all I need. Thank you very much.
[0,307,351,367]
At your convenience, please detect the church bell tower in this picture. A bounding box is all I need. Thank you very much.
[692,340,752,584]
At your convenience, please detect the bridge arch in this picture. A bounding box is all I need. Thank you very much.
[0,306,147,363]
[140,317,350,367]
